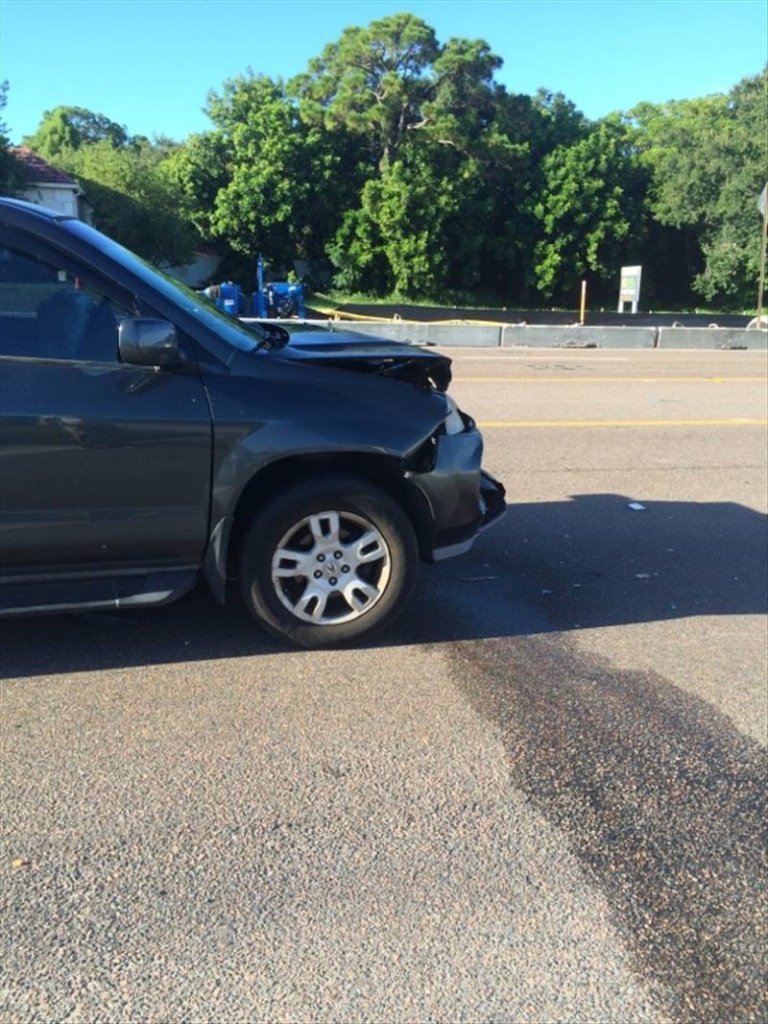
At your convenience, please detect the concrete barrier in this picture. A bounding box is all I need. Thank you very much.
[657,327,767,350]
[244,318,768,350]
[500,324,658,349]
[326,320,502,348]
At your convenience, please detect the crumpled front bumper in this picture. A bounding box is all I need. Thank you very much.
[408,426,506,562]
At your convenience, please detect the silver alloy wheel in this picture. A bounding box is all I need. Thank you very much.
[270,509,392,625]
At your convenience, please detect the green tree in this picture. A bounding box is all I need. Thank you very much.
[22,105,129,158]
[162,130,232,242]
[633,69,768,308]
[168,73,363,279]
[453,89,588,304]
[291,13,439,171]
[422,37,516,162]
[19,105,198,265]
[61,139,198,264]
[532,115,648,304]
[292,14,545,300]
[329,152,458,297]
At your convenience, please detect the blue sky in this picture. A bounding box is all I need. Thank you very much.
[1,0,766,143]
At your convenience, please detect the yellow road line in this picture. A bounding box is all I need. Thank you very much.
[477,419,768,428]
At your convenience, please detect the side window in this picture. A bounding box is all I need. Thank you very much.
[0,244,131,362]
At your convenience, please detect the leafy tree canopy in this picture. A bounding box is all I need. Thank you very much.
[14,18,766,309]
[291,13,439,170]
[58,139,199,265]
[533,115,649,302]
[633,68,768,306]
[22,105,129,159]
[167,72,364,277]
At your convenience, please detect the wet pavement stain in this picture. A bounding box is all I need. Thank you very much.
[452,634,767,1024]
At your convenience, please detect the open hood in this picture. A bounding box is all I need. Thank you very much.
[276,328,452,391]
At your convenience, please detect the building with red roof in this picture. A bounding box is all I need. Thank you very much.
[9,147,92,221]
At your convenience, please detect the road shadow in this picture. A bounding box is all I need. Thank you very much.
[397,490,767,643]
[1,493,765,678]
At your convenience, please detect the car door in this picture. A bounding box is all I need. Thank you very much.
[0,234,212,575]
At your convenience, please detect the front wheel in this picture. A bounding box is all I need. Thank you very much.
[238,476,419,647]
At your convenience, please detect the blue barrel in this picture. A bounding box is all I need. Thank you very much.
[218,281,242,316]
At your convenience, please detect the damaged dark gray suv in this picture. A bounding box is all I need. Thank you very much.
[0,198,505,646]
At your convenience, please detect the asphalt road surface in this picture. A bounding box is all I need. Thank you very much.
[2,348,766,1024]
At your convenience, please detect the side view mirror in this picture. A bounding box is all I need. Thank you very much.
[118,318,182,367]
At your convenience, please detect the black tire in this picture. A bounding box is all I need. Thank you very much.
[238,475,419,647]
